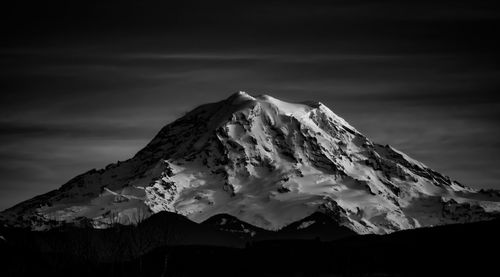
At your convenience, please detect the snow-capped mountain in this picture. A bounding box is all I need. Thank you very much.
[2,92,500,234]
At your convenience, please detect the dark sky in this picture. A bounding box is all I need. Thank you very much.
[1,0,500,210]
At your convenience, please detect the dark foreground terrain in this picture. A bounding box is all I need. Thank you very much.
[1,213,499,277]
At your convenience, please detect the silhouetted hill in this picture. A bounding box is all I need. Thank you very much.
[201,213,271,240]
[1,216,498,276]
[202,212,357,241]
[0,211,242,264]
[277,211,356,240]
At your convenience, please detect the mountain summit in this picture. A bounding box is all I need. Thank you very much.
[2,92,500,233]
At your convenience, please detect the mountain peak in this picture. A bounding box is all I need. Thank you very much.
[227,91,256,105]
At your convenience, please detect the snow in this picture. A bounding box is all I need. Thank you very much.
[229,91,256,105]
[297,220,315,229]
[2,91,500,234]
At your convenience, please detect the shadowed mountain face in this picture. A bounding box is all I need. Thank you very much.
[1,92,500,234]
[202,212,355,241]
[202,213,269,239]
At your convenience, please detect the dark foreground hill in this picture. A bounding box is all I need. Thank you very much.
[202,211,355,241]
[0,212,499,277]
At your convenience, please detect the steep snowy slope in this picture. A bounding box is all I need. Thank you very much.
[1,92,500,234]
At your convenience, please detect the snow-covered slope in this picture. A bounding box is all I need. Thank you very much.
[2,91,500,234]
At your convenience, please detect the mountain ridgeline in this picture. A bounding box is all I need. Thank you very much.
[1,92,500,234]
